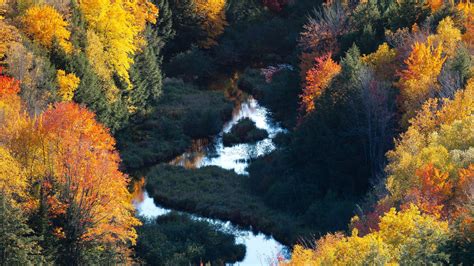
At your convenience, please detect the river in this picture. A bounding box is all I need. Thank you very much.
[133,93,289,265]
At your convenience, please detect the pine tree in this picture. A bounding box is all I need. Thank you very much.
[0,194,45,264]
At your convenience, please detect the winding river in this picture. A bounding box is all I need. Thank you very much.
[133,93,289,265]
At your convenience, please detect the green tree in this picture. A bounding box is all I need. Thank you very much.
[0,194,45,265]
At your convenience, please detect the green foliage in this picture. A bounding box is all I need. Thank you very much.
[383,0,431,31]
[145,164,313,245]
[0,194,45,265]
[136,213,245,265]
[129,29,163,117]
[166,46,217,82]
[223,118,268,146]
[239,68,300,128]
[116,79,232,169]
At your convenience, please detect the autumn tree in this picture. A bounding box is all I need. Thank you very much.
[458,1,473,51]
[299,3,348,78]
[397,40,446,122]
[428,16,462,57]
[40,102,141,263]
[300,53,341,114]
[79,0,157,85]
[56,70,80,101]
[285,205,450,265]
[193,0,228,48]
[22,4,73,53]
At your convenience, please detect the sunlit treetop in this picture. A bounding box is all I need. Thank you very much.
[22,4,73,53]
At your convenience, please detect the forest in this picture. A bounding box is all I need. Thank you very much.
[0,0,472,265]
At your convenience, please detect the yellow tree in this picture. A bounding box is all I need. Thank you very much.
[22,4,73,53]
[397,40,446,121]
[284,205,450,265]
[193,0,227,48]
[428,16,462,57]
[56,70,80,101]
[78,0,157,86]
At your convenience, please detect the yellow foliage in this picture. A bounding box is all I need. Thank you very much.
[428,16,462,57]
[284,205,449,265]
[0,146,26,204]
[79,0,157,86]
[193,0,228,48]
[0,20,21,63]
[22,4,73,53]
[397,40,446,120]
[363,42,397,79]
[386,79,474,201]
[57,70,80,101]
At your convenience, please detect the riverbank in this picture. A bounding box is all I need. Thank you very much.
[116,78,233,170]
[145,164,314,246]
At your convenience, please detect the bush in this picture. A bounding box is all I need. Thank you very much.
[136,213,246,265]
[223,118,268,146]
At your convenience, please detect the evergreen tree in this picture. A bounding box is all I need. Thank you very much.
[0,194,45,264]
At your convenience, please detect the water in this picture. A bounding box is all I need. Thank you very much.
[134,94,289,265]
[170,96,286,175]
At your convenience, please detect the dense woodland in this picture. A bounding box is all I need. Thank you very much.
[0,0,473,265]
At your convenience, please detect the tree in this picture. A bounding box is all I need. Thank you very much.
[386,79,474,202]
[284,205,450,265]
[397,40,446,121]
[79,0,157,85]
[0,19,21,64]
[40,103,141,263]
[193,0,228,48]
[457,1,473,51]
[300,53,341,114]
[129,34,163,116]
[56,70,80,101]
[299,3,349,77]
[22,4,73,53]
[0,194,45,265]
[428,16,462,57]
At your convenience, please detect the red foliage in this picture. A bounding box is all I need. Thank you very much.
[0,67,20,97]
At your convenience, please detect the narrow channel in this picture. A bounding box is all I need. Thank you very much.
[134,92,289,265]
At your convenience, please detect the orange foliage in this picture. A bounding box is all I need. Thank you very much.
[403,164,452,219]
[0,67,20,96]
[397,41,446,120]
[300,53,341,114]
[458,1,474,51]
[41,103,140,245]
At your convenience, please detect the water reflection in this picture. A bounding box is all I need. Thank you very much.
[134,191,287,265]
[135,93,289,265]
[170,97,285,175]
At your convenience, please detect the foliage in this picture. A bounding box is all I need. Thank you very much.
[22,4,73,53]
[397,40,446,121]
[56,70,80,101]
[136,213,245,265]
[285,205,450,265]
[300,53,341,114]
[193,0,228,48]
[0,194,45,265]
[79,0,158,85]
[222,118,268,146]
